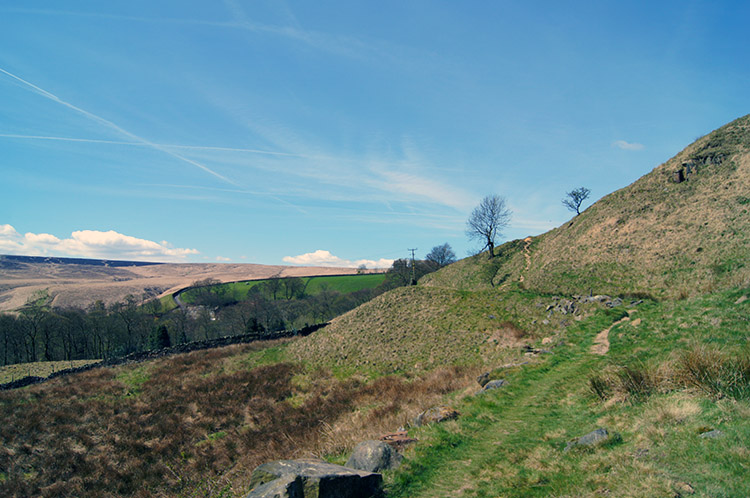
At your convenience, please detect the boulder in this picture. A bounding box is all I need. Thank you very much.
[477,372,491,387]
[699,429,723,439]
[346,440,402,472]
[480,379,507,392]
[246,474,303,498]
[564,428,617,452]
[412,406,460,427]
[247,459,382,498]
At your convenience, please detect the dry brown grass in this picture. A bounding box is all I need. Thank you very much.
[0,341,478,497]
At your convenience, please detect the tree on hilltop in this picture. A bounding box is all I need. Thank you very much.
[425,243,457,268]
[466,195,512,259]
[563,187,591,216]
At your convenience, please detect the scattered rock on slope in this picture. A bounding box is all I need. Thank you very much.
[564,428,619,452]
[412,406,460,427]
[480,379,508,393]
[346,440,402,473]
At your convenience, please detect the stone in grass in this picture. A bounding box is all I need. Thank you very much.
[477,372,491,387]
[247,459,382,498]
[564,428,620,452]
[346,440,403,473]
[673,481,696,495]
[480,379,507,393]
[699,429,723,439]
[412,406,460,427]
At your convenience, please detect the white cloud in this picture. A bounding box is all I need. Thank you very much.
[216,256,231,261]
[367,168,475,211]
[283,250,393,269]
[0,224,199,262]
[612,140,645,151]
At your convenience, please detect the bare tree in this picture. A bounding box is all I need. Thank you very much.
[466,195,512,259]
[425,243,457,268]
[562,187,591,215]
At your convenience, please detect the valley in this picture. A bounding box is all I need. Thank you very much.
[1,115,749,497]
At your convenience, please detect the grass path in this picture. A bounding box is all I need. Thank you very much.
[389,337,606,497]
[386,289,750,497]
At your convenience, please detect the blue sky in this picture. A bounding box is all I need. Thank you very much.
[1,1,748,267]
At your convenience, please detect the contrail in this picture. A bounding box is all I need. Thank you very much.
[0,133,317,158]
[0,67,237,185]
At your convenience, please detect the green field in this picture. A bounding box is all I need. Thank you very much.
[177,273,387,304]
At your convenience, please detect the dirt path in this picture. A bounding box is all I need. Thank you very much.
[591,310,636,355]
[519,237,533,283]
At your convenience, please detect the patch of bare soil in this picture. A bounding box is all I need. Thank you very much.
[0,259,366,311]
[591,310,637,355]
[519,236,532,283]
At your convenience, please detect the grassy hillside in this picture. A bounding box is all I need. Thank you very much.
[286,285,618,376]
[426,114,750,299]
[385,286,750,497]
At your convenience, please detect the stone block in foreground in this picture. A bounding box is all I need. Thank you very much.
[247,458,382,498]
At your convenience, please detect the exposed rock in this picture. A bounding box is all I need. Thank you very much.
[522,345,552,356]
[379,431,418,450]
[564,428,617,452]
[673,481,696,496]
[735,295,748,305]
[699,429,723,439]
[412,406,460,427]
[480,379,507,392]
[607,297,624,308]
[248,459,382,498]
[246,474,303,498]
[477,372,491,387]
[346,440,402,473]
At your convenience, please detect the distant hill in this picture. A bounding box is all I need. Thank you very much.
[0,254,162,268]
[0,256,365,312]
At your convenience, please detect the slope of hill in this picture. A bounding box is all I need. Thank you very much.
[425,114,750,299]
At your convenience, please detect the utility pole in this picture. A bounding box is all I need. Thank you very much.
[408,248,418,285]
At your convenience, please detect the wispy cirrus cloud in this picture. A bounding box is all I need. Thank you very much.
[0,67,236,185]
[0,224,198,262]
[283,250,393,269]
[612,140,645,151]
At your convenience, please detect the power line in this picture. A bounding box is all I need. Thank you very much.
[408,248,418,285]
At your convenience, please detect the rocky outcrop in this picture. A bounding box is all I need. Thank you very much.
[247,459,382,498]
[346,440,402,473]
[480,379,507,392]
[412,406,460,427]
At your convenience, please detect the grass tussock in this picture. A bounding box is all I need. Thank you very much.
[590,344,750,403]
